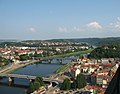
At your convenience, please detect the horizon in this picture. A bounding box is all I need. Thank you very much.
[0,36,120,41]
[0,0,120,40]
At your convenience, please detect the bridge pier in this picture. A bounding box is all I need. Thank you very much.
[8,77,14,86]
[48,59,51,64]
[57,59,62,64]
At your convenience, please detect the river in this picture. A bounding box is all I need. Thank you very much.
[0,59,71,94]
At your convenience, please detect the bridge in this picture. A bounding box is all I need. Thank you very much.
[39,57,79,64]
[0,73,36,80]
[0,73,59,88]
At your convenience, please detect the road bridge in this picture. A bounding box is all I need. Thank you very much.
[0,73,36,80]
[39,57,79,64]
[0,73,59,87]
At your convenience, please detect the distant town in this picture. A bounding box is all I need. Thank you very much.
[0,39,120,94]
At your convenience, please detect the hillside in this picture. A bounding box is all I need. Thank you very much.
[1,37,120,47]
[46,37,120,46]
[89,44,120,58]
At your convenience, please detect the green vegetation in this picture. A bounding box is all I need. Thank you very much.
[0,56,9,67]
[54,62,74,74]
[35,76,44,86]
[89,44,120,58]
[61,78,71,90]
[61,74,86,90]
[1,37,120,47]
[19,54,32,61]
[0,61,38,74]
[43,49,93,60]
[27,76,44,94]
[46,37,120,46]
[76,74,86,89]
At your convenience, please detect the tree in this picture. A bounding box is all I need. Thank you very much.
[0,56,9,67]
[72,79,77,89]
[27,77,44,94]
[27,83,35,94]
[89,44,120,58]
[19,54,30,61]
[62,78,71,90]
[35,76,44,86]
[76,74,86,89]
[34,82,40,90]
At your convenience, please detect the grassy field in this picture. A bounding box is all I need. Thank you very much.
[43,48,93,59]
[54,62,74,74]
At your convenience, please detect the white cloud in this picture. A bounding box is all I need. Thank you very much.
[28,27,36,33]
[109,18,120,30]
[72,26,84,32]
[58,18,120,35]
[87,21,102,29]
[58,27,68,32]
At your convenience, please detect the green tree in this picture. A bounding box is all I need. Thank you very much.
[27,83,35,94]
[76,74,86,89]
[89,44,120,58]
[62,78,71,90]
[19,54,30,61]
[35,76,44,86]
[0,56,9,67]
[73,79,77,89]
[27,77,44,94]
[34,82,40,90]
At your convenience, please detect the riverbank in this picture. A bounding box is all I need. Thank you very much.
[0,49,93,75]
[54,62,74,74]
[48,49,93,74]
[43,49,93,60]
[0,60,39,74]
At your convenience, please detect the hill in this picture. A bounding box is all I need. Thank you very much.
[1,37,120,47]
[89,44,120,58]
[46,37,120,46]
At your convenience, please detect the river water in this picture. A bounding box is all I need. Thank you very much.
[0,59,71,94]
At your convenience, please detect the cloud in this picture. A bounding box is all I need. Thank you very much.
[72,26,84,32]
[28,27,36,33]
[87,21,102,29]
[58,18,120,35]
[109,18,120,30]
[58,27,68,32]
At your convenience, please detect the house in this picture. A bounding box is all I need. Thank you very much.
[70,67,80,78]
[91,73,111,86]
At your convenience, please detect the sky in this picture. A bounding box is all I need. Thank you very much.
[0,0,120,40]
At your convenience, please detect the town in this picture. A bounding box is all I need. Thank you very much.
[0,40,119,94]
[0,41,90,66]
[1,0,120,94]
